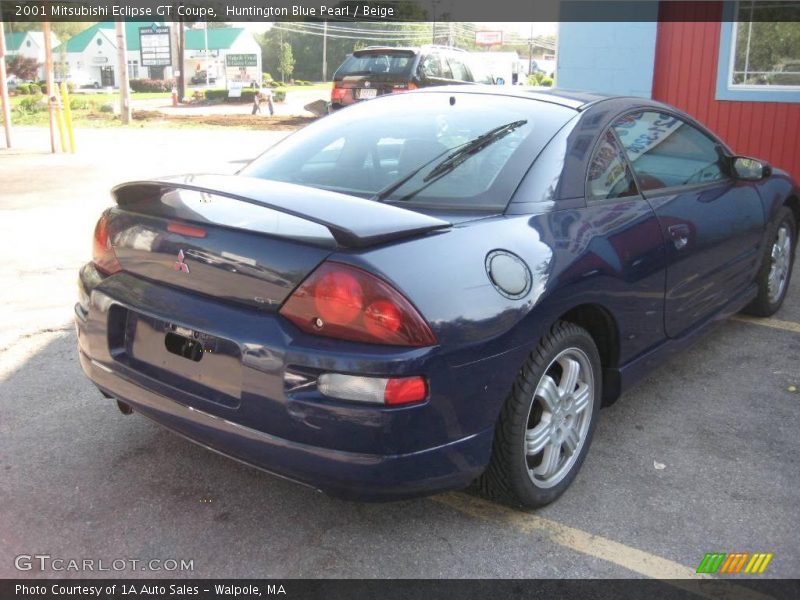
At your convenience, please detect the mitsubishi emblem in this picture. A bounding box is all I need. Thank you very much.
[174,249,190,274]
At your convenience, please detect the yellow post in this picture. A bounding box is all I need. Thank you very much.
[54,93,67,152]
[60,81,75,153]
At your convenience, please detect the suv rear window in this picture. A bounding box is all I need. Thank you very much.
[335,52,415,78]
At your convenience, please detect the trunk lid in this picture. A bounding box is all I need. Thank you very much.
[107,175,450,310]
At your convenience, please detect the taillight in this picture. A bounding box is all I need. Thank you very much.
[317,373,428,406]
[92,212,121,275]
[331,84,347,101]
[279,262,437,347]
[391,82,417,94]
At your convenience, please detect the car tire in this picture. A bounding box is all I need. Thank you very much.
[744,206,796,317]
[476,321,602,508]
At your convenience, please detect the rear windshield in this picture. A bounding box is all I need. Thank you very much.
[241,92,575,210]
[335,52,415,78]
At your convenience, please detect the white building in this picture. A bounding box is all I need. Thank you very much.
[3,30,60,80]
[183,26,262,86]
[53,22,261,89]
[470,52,527,85]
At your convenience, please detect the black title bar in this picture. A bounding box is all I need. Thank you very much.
[3,579,800,600]
[2,0,799,23]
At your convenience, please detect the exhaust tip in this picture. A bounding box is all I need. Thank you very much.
[116,400,134,415]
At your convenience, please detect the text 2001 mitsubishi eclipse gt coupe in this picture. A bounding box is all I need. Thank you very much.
[76,88,798,507]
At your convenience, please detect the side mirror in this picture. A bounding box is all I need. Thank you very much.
[732,156,770,181]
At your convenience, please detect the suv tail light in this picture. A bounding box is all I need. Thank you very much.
[331,84,347,101]
[279,262,437,347]
[92,212,121,275]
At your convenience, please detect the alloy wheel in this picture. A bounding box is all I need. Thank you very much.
[768,225,792,304]
[524,348,594,489]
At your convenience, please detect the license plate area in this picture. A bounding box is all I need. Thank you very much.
[358,88,377,99]
[108,306,242,408]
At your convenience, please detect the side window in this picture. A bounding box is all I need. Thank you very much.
[420,53,452,79]
[587,130,639,200]
[612,111,728,192]
[446,55,471,82]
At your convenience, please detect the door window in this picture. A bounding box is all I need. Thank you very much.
[420,53,452,79]
[612,111,728,192]
[587,130,639,200]
[446,55,472,82]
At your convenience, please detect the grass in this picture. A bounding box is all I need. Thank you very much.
[2,84,327,129]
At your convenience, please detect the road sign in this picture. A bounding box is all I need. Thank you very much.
[475,31,503,46]
[140,25,172,67]
[225,54,258,68]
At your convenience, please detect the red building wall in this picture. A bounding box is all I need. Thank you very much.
[652,1,800,178]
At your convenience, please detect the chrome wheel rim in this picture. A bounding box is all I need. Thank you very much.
[768,225,792,304]
[524,348,594,489]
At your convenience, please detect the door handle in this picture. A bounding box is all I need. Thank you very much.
[668,224,690,250]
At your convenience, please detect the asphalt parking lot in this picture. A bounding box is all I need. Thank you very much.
[1,126,798,584]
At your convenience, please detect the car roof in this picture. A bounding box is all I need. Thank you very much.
[414,85,646,111]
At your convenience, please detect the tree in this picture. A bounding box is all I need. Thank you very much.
[5,55,40,81]
[278,42,294,83]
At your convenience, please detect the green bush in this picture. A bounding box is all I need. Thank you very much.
[204,88,257,103]
[273,90,286,102]
[527,72,554,87]
[16,83,30,95]
[28,83,41,95]
[129,78,176,93]
[262,73,274,84]
[99,102,115,113]
[267,80,280,88]
[16,95,45,114]
[69,97,90,110]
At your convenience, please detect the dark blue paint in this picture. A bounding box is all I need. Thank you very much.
[75,90,798,500]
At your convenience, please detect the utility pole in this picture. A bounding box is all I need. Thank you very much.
[528,23,534,76]
[0,21,12,148]
[177,19,185,102]
[204,21,209,86]
[43,21,56,153]
[322,21,328,81]
[115,21,131,124]
[431,0,439,44]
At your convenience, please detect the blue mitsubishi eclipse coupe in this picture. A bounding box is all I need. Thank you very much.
[76,88,798,507]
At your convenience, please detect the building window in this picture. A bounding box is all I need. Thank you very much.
[127,60,140,79]
[716,1,800,102]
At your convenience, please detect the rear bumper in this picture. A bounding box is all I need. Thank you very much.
[78,348,490,500]
[75,265,505,501]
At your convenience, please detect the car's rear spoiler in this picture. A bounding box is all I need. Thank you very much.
[352,47,416,58]
[111,174,450,249]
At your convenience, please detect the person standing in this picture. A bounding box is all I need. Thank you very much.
[251,85,274,116]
